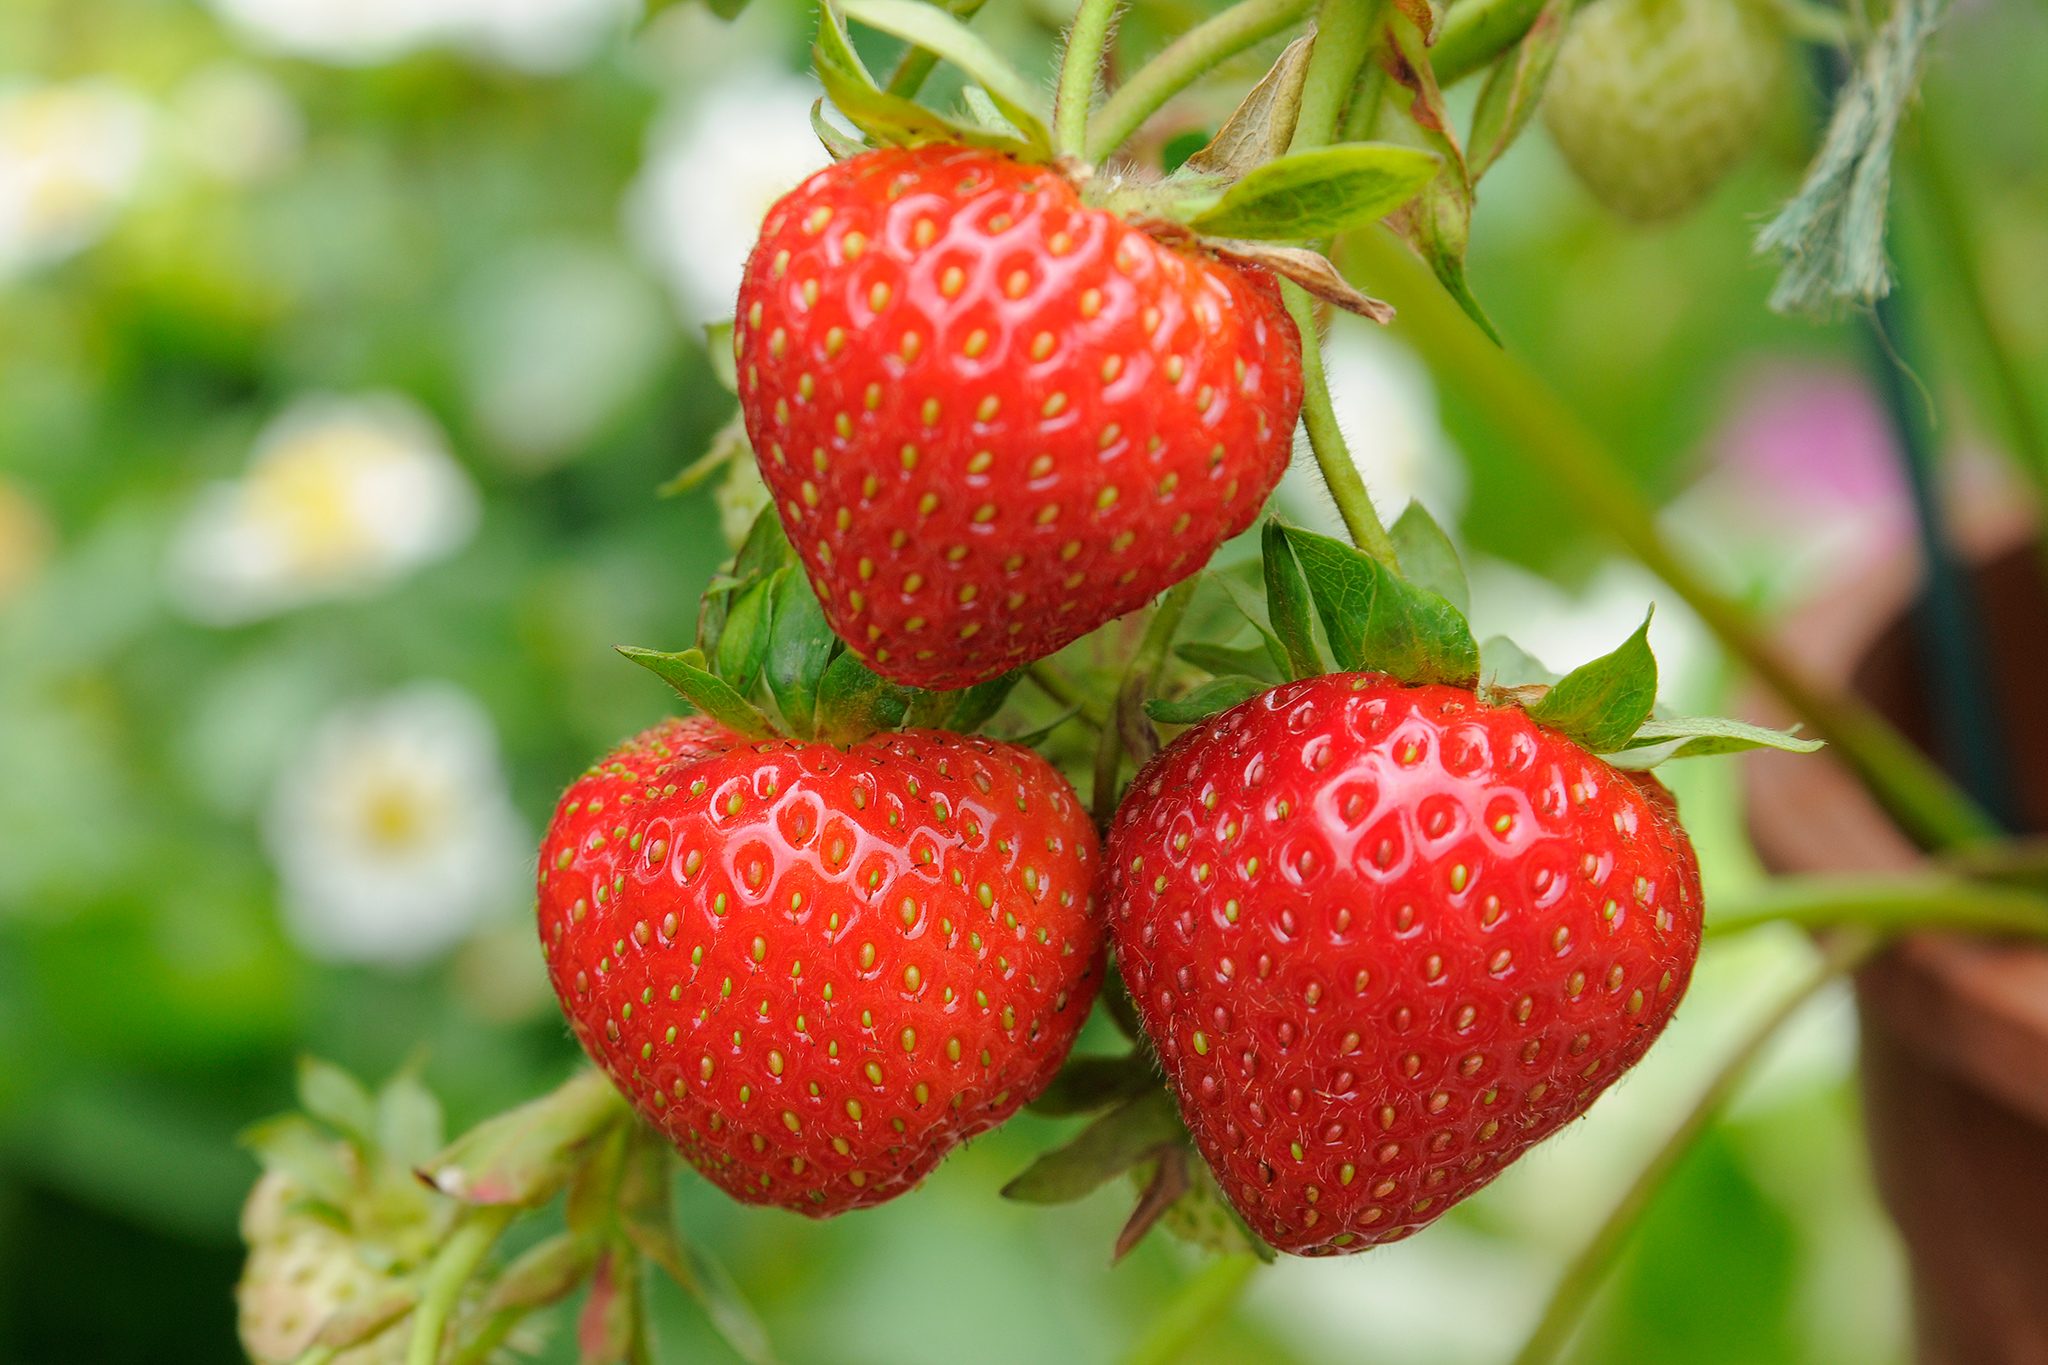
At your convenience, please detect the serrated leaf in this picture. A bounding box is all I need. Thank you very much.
[1176,641,1283,685]
[1261,520,1321,679]
[1029,1054,1156,1117]
[1480,635,1560,690]
[1203,240,1397,323]
[810,98,868,160]
[1388,501,1468,614]
[621,647,776,737]
[1604,716,1825,768]
[1282,526,1479,687]
[1000,1091,1183,1203]
[814,650,914,745]
[762,568,839,739]
[1526,610,1657,752]
[1145,675,1269,725]
[840,0,1051,153]
[1186,143,1440,240]
[1184,34,1315,179]
[1467,0,1568,179]
[296,1057,375,1145]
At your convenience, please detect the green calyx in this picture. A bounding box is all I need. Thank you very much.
[1150,510,1817,772]
[622,508,1018,747]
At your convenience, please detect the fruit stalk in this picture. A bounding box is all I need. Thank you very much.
[1511,929,1881,1365]
[1092,576,1200,822]
[1056,0,1123,157]
[1343,224,2000,851]
[1430,0,1578,87]
[885,0,990,96]
[1705,874,2048,941]
[1084,0,1317,163]
[404,1206,517,1365]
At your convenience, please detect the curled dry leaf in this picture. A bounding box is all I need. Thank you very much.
[1204,239,1396,323]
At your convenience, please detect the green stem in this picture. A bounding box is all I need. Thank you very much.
[1287,289,1402,565]
[405,1207,517,1365]
[1057,0,1123,159]
[1289,0,1376,154]
[1428,0,1554,87]
[1706,875,2048,941]
[1025,661,1110,730]
[1084,0,1316,163]
[1093,578,1201,822]
[1121,1253,1262,1365]
[1511,930,1882,1365]
[288,1350,338,1365]
[447,1307,529,1365]
[1343,226,2000,852]
[884,0,990,97]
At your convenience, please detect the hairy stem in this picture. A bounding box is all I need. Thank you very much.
[1343,226,2000,851]
[1121,1253,1262,1365]
[1706,874,2048,941]
[1084,0,1316,163]
[1511,930,1881,1365]
[884,0,991,97]
[1024,661,1110,729]
[1287,291,1403,564]
[1057,0,1124,158]
[405,1207,516,1365]
[1093,578,1201,822]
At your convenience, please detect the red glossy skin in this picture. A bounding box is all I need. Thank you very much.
[1106,675,1703,1254]
[539,718,1103,1216]
[734,145,1304,690]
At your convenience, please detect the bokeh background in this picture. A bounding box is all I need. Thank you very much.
[4,0,2048,1360]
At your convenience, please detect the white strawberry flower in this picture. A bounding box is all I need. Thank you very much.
[625,71,830,327]
[166,392,479,625]
[204,0,637,71]
[166,63,304,184]
[0,78,153,280]
[264,684,530,966]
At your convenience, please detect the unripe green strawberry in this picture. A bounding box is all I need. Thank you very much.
[1543,0,1787,222]
[237,1172,418,1365]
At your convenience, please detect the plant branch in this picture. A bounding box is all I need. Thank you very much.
[1342,225,2000,851]
[1084,0,1316,163]
[1057,0,1124,159]
[1289,0,1376,154]
[1120,1252,1262,1365]
[1024,661,1110,729]
[1429,0,1565,87]
[1706,874,2048,941]
[1511,929,1881,1365]
[1093,578,1201,822]
[1287,291,1403,565]
[405,1207,516,1365]
[884,0,991,97]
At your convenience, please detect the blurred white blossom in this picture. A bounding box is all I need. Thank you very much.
[626,72,828,326]
[458,241,671,469]
[0,78,153,279]
[1465,556,1714,711]
[167,393,480,625]
[206,0,638,72]
[0,478,55,606]
[1278,323,1468,535]
[167,63,304,184]
[265,684,529,966]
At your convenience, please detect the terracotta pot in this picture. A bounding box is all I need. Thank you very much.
[1744,513,2048,1365]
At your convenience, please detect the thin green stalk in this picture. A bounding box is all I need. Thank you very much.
[1093,578,1201,822]
[1084,0,1315,163]
[1288,289,1402,564]
[1288,0,1376,154]
[1025,660,1110,729]
[1121,1253,1261,1365]
[1512,930,1882,1365]
[1057,0,1124,158]
[1343,226,2000,852]
[1706,874,2048,941]
[406,1207,517,1365]
[1429,0,1553,87]
[884,0,990,96]
[448,1307,530,1365]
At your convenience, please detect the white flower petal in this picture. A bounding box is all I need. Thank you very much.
[0,78,153,278]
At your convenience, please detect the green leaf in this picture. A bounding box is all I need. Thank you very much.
[1027,1053,1156,1116]
[810,98,868,160]
[423,1070,628,1208]
[1001,1091,1184,1203]
[711,577,774,695]
[1388,501,1468,615]
[694,507,789,658]
[373,1072,446,1169]
[1004,705,1081,748]
[1145,675,1269,725]
[1182,34,1315,179]
[1526,610,1658,752]
[1214,576,1292,680]
[1605,716,1825,768]
[620,647,777,737]
[239,1114,350,1206]
[1480,635,1560,690]
[485,1233,600,1314]
[1282,526,1479,687]
[814,650,915,746]
[1260,520,1321,680]
[296,1057,375,1145]
[840,0,1051,153]
[958,85,1018,138]
[1176,641,1282,685]
[814,0,875,88]
[816,54,1035,156]
[1185,143,1441,241]
[761,568,839,739]
[1466,0,1569,180]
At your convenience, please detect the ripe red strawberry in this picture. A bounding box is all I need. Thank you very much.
[538,716,1103,1215]
[1106,673,1703,1254]
[733,144,1304,691]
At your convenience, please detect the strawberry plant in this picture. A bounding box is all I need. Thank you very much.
[220,0,2048,1360]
